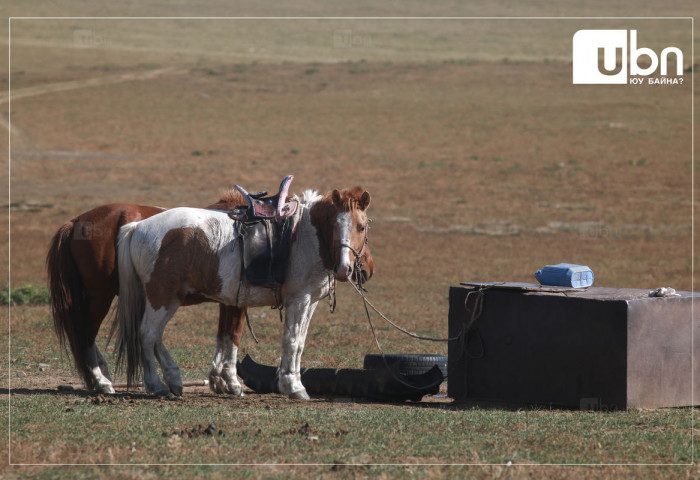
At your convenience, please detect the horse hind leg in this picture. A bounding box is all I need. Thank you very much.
[155,338,183,396]
[85,293,116,393]
[153,300,185,395]
[140,302,180,396]
[95,346,112,381]
[86,345,115,394]
[209,304,244,395]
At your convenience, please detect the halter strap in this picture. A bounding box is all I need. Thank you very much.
[338,220,369,265]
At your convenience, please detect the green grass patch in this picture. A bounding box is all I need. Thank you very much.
[8,393,694,467]
[1,285,50,306]
[418,161,451,168]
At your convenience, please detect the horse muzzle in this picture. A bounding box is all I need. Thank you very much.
[336,263,371,284]
[334,263,353,282]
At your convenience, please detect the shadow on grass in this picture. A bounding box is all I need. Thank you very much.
[3,387,164,401]
[308,392,587,413]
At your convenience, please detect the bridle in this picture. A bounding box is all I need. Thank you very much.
[327,216,371,313]
[339,219,370,275]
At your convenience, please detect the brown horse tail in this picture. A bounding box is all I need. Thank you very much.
[46,221,96,389]
[113,222,144,389]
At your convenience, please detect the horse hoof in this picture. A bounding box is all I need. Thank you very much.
[209,377,227,394]
[96,384,115,395]
[153,389,170,397]
[169,386,183,396]
[289,390,310,401]
[227,384,243,396]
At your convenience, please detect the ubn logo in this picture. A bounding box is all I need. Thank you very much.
[572,30,683,84]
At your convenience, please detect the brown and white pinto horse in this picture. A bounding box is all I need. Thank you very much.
[47,192,374,395]
[114,187,372,399]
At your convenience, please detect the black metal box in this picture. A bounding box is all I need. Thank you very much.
[447,284,697,409]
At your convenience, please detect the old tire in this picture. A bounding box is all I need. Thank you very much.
[363,354,447,377]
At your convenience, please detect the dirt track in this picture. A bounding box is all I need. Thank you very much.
[2,67,181,105]
[3,68,184,149]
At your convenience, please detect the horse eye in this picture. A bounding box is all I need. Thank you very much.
[358,225,365,232]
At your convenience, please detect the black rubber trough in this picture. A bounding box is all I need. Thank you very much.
[236,354,444,402]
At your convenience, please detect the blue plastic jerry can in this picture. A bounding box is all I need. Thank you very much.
[534,263,594,288]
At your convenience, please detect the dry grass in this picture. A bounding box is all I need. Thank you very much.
[6,60,694,292]
[2,10,697,479]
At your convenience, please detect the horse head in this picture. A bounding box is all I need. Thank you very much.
[309,186,371,283]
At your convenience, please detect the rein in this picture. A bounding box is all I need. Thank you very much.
[326,214,370,314]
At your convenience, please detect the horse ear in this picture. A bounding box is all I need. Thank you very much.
[359,191,371,210]
[332,189,342,206]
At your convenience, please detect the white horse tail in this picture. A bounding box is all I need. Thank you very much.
[113,222,145,389]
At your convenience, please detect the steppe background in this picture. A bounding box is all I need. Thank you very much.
[1,1,698,478]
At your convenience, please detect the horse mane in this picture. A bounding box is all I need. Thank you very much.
[298,189,323,206]
[299,187,367,211]
[207,188,246,210]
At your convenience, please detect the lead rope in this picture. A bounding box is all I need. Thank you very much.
[347,251,500,391]
[343,250,460,390]
[348,278,462,343]
[462,287,490,359]
[342,230,461,341]
[336,219,461,390]
[244,308,260,344]
[327,272,337,314]
[349,263,451,390]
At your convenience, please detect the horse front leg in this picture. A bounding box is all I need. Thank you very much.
[209,304,245,395]
[278,296,317,400]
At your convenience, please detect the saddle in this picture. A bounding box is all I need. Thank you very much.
[230,175,298,222]
[229,175,300,288]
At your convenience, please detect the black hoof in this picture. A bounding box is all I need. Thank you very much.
[169,386,183,396]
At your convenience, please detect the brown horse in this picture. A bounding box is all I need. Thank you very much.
[46,191,375,394]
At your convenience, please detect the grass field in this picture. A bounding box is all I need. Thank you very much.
[2,3,699,479]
